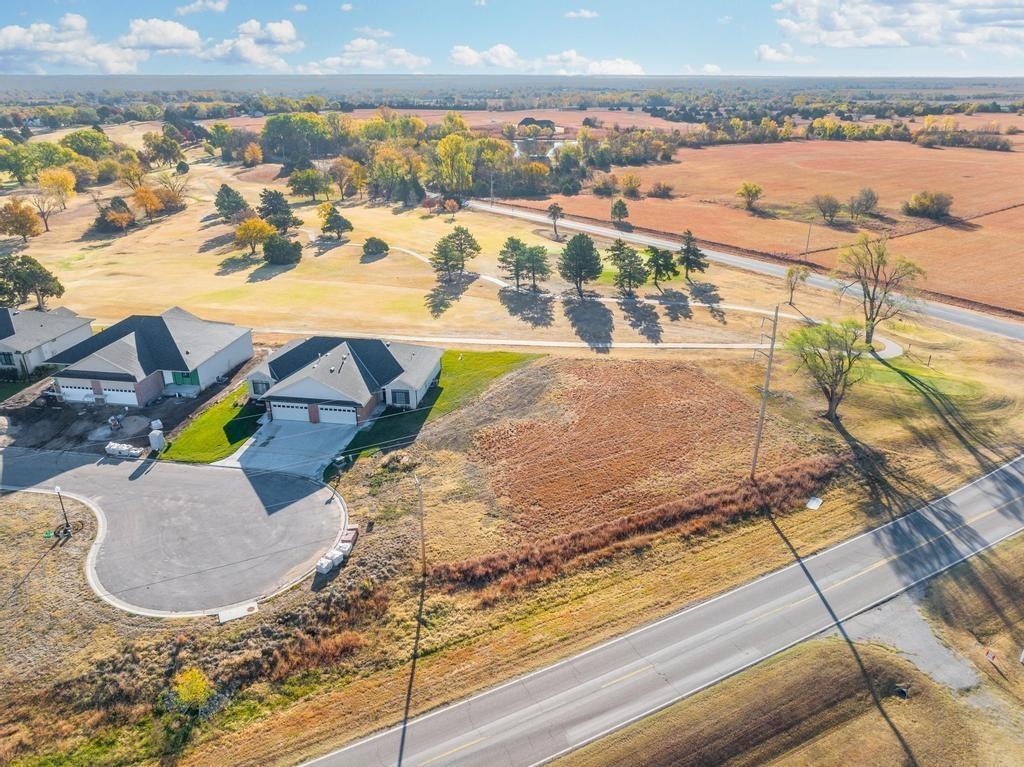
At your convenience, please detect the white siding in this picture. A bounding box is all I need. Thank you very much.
[194,332,254,390]
[386,358,441,408]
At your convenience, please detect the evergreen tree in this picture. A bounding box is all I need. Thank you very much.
[608,239,649,295]
[645,246,678,290]
[677,229,709,281]
[523,245,551,291]
[497,236,527,290]
[257,188,301,233]
[214,184,248,220]
[558,233,603,297]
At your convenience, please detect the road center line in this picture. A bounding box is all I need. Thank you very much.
[418,736,488,766]
[600,664,655,689]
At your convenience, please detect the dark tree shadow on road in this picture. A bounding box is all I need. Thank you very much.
[689,280,726,324]
[562,295,614,352]
[425,273,477,318]
[767,512,920,767]
[499,287,555,327]
[653,288,692,322]
[618,296,663,343]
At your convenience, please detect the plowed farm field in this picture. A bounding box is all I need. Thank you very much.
[474,359,810,541]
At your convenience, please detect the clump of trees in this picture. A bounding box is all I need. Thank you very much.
[497,237,550,291]
[257,189,301,233]
[318,203,352,240]
[608,239,648,295]
[648,181,674,199]
[91,196,135,235]
[903,190,953,219]
[235,217,276,254]
[811,193,842,224]
[848,188,878,221]
[263,233,302,265]
[288,168,332,201]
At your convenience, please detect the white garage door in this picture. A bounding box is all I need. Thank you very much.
[318,405,357,425]
[270,401,311,422]
[102,385,138,406]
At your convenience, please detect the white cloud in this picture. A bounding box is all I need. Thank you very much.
[355,26,392,38]
[300,37,430,72]
[449,43,643,75]
[293,3,308,11]
[175,0,228,16]
[701,63,722,74]
[475,0,487,5]
[565,8,599,18]
[203,19,303,71]
[0,13,147,73]
[755,42,815,63]
[771,0,1024,55]
[120,18,202,53]
[717,15,733,24]
[340,3,354,10]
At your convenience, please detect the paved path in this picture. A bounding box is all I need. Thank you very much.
[468,200,1024,343]
[308,456,1024,767]
[0,446,343,617]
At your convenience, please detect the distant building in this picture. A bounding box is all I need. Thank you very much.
[247,337,442,427]
[48,307,252,407]
[0,307,93,379]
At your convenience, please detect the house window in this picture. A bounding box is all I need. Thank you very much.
[0,352,13,367]
[391,389,410,406]
[252,380,270,396]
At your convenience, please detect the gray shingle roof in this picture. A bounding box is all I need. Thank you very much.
[0,307,92,353]
[258,337,442,406]
[50,307,249,382]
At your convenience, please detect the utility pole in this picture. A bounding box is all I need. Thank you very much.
[751,305,780,481]
[413,474,426,577]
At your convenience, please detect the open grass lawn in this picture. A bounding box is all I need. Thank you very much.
[161,384,263,463]
[342,349,538,459]
[554,638,1004,767]
[0,379,34,402]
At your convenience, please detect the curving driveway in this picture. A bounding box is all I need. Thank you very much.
[0,446,343,617]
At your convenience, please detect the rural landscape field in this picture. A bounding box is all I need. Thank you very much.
[1,3,1024,767]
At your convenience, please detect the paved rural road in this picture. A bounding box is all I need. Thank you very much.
[467,201,1024,343]
[308,456,1024,767]
[0,446,342,616]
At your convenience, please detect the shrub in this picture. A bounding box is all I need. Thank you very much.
[648,181,674,199]
[263,233,302,264]
[65,157,98,190]
[591,172,619,197]
[96,158,121,184]
[560,178,582,196]
[363,236,389,256]
[903,190,953,219]
[175,160,190,175]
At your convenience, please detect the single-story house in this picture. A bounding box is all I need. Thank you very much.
[48,307,253,407]
[247,337,442,426]
[0,307,94,378]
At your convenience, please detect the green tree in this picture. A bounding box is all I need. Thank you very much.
[785,265,810,305]
[812,193,842,224]
[429,235,460,282]
[257,188,301,233]
[522,245,551,291]
[260,112,329,166]
[448,225,481,275]
[645,246,678,290]
[787,320,866,422]
[848,187,878,221]
[0,143,41,184]
[497,236,527,290]
[547,202,564,240]
[0,254,64,309]
[319,204,353,240]
[263,233,302,264]
[736,181,764,210]
[209,122,232,148]
[677,230,708,280]
[558,233,603,297]
[903,190,953,219]
[234,217,276,254]
[835,235,924,346]
[610,198,629,224]
[214,184,248,220]
[171,668,215,714]
[142,132,184,167]
[288,168,331,201]
[434,133,473,197]
[609,239,649,295]
[362,237,389,257]
[59,128,113,159]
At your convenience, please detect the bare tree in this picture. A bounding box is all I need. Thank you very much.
[835,235,923,346]
[785,265,810,305]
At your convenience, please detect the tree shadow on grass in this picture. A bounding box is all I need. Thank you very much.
[313,238,346,257]
[425,273,477,318]
[498,287,555,327]
[247,261,298,282]
[689,280,726,324]
[618,296,663,343]
[562,294,614,352]
[217,252,261,275]
[0,236,27,257]
[652,288,692,322]
[199,232,235,253]
[360,249,388,264]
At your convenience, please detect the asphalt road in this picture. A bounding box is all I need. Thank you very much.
[0,446,342,616]
[467,201,1024,343]
[309,456,1024,767]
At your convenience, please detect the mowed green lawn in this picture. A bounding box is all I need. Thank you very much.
[162,384,264,463]
[343,349,539,460]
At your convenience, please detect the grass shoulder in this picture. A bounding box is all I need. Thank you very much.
[161,384,263,463]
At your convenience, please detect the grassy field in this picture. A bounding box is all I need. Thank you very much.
[161,384,263,463]
[0,380,34,402]
[554,638,1007,767]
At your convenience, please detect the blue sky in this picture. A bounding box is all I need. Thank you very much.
[1,0,1022,77]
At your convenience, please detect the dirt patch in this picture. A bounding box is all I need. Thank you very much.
[473,358,811,540]
[234,163,285,184]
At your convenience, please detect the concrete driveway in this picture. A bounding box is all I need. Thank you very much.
[0,446,343,616]
[215,420,358,480]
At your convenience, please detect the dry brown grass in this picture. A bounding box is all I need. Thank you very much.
[554,638,997,767]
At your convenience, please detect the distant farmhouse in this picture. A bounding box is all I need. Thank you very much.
[0,307,93,379]
[48,307,252,407]
[247,337,442,427]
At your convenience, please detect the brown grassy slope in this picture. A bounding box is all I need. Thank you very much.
[554,639,991,767]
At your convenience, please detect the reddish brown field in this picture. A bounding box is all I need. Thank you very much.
[474,359,804,541]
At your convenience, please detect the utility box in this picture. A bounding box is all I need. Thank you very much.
[149,430,165,451]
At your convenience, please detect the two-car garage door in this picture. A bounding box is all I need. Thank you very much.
[269,401,356,425]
